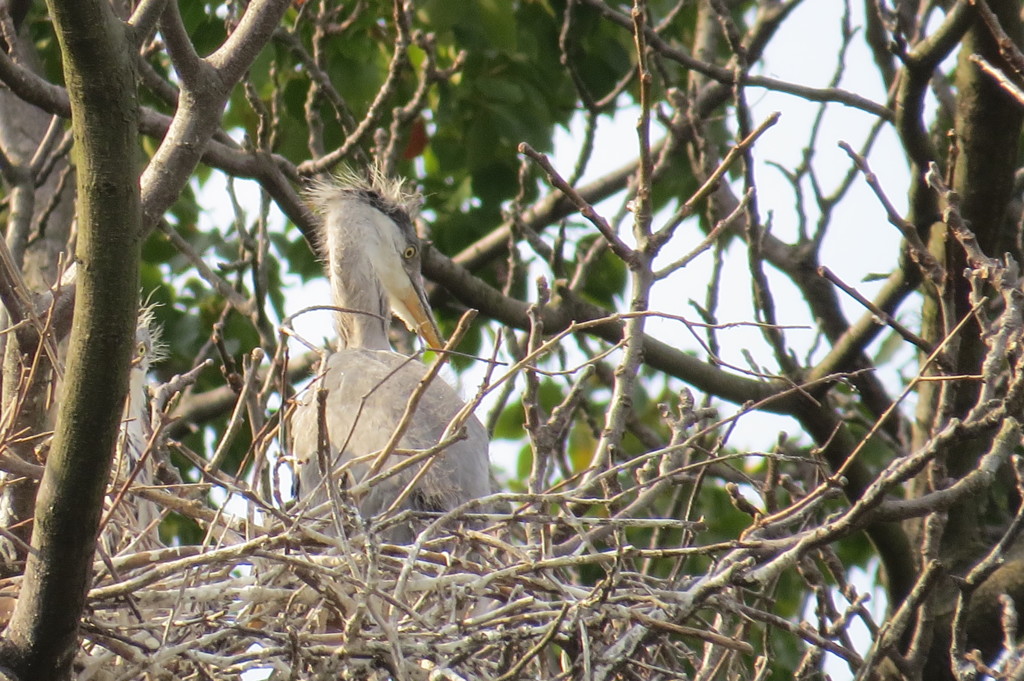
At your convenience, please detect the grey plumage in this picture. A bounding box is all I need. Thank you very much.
[104,303,167,554]
[291,168,490,540]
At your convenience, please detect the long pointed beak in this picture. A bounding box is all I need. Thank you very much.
[392,278,445,350]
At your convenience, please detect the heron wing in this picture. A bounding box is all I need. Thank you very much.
[291,349,490,522]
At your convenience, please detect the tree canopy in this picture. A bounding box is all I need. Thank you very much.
[0,0,1022,679]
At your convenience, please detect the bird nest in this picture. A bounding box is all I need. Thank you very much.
[56,485,758,681]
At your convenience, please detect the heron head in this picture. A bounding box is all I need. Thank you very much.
[133,302,168,375]
[308,168,445,351]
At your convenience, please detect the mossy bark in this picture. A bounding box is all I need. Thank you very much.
[0,1,140,678]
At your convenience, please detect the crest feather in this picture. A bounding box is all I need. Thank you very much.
[305,163,422,221]
[137,300,168,366]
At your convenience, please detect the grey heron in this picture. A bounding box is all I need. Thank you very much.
[290,168,490,541]
[103,303,167,554]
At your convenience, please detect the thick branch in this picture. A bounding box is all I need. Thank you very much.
[0,0,141,678]
[140,0,291,230]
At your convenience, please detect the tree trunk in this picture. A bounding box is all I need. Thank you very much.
[0,0,140,677]
[0,20,76,573]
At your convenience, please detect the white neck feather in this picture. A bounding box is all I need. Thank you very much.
[321,199,393,351]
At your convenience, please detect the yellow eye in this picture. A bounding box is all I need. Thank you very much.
[403,246,417,259]
[137,342,146,357]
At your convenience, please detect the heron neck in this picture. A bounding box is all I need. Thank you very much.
[123,365,150,458]
[328,245,391,351]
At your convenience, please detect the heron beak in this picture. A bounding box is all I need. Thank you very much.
[393,280,445,350]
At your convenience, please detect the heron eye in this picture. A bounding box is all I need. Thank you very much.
[137,342,146,357]
[403,246,417,259]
